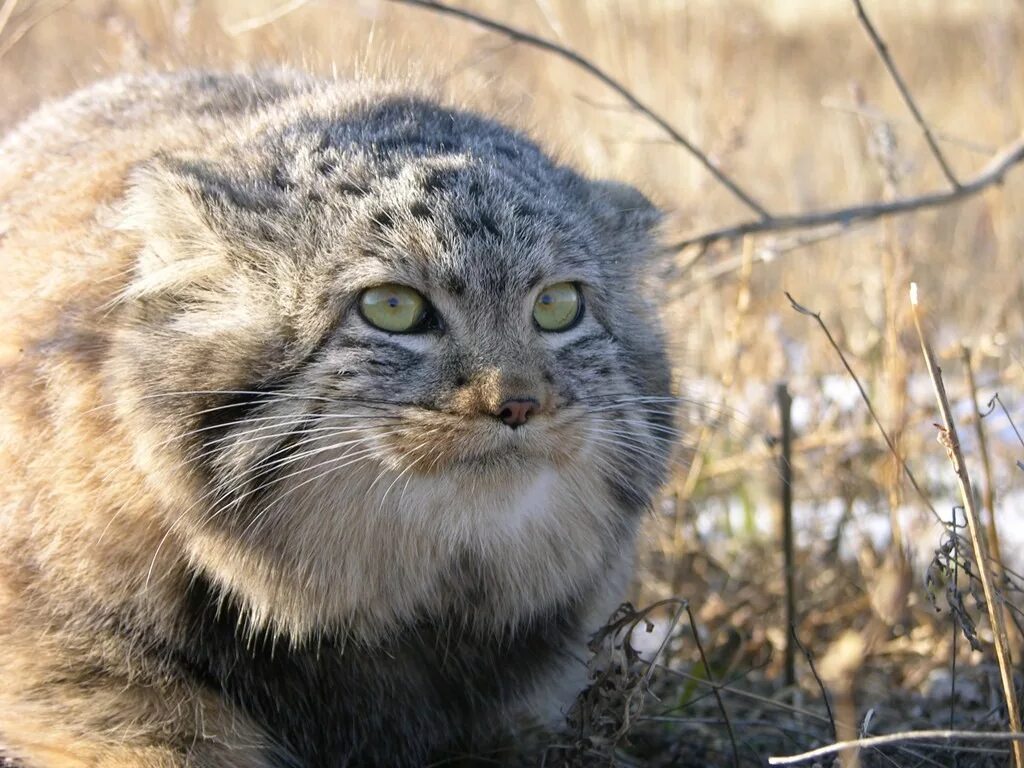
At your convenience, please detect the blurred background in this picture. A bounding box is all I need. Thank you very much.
[3,1,1023,764]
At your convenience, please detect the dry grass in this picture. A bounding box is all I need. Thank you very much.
[3,1,1024,765]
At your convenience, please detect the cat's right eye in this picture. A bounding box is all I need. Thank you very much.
[359,284,431,333]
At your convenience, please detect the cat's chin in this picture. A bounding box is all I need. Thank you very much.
[407,427,582,477]
[450,445,537,472]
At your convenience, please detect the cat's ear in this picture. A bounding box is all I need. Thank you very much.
[588,179,663,236]
[118,159,230,299]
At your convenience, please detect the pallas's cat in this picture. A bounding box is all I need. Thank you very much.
[0,71,675,767]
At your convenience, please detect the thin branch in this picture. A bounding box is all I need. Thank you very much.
[852,0,960,189]
[776,384,796,689]
[791,625,838,744]
[675,136,1024,249]
[785,292,941,523]
[386,0,771,220]
[769,730,1024,766]
[685,604,740,768]
[987,393,1024,449]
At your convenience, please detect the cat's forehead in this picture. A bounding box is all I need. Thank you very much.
[348,155,602,298]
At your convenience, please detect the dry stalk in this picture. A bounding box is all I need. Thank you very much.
[775,383,796,688]
[678,235,755,504]
[960,346,1004,572]
[910,283,1023,768]
[769,729,1024,766]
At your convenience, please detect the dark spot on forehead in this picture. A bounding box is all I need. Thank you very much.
[369,208,396,232]
[511,202,538,219]
[409,201,432,220]
[454,213,479,239]
[478,211,501,239]
[372,134,425,154]
[468,181,482,197]
[269,167,294,191]
[421,168,458,194]
[315,132,334,153]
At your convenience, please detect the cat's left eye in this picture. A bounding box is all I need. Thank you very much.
[533,282,583,332]
[359,284,431,333]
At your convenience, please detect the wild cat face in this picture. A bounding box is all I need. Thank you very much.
[111,95,675,603]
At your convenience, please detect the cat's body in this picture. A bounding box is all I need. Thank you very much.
[0,71,674,767]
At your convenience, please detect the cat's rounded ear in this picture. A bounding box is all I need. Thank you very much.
[588,179,663,236]
[118,160,229,299]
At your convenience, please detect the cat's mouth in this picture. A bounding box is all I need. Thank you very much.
[375,410,586,475]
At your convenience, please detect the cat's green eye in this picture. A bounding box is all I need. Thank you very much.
[533,282,582,332]
[359,284,428,333]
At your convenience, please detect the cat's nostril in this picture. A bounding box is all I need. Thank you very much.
[495,398,539,429]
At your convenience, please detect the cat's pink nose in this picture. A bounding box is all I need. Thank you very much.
[495,398,539,429]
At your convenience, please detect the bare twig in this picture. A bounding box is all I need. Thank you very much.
[770,730,1024,765]
[675,135,1024,249]
[785,292,941,522]
[948,508,959,758]
[386,0,771,220]
[776,383,796,688]
[986,393,1024,449]
[791,625,838,743]
[851,0,960,188]
[685,604,740,768]
[911,284,1023,768]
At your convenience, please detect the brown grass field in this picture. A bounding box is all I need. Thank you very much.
[3,0,1024,765]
